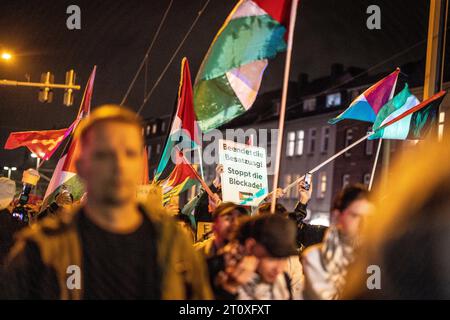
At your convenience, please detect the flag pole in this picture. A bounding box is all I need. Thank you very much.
[270,0,300,214]
[197,146,205,181]
[368,138,382,191]
[372,71,397,190]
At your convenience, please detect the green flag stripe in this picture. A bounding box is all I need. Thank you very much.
[194,74,246,131]
[197,14,286,81]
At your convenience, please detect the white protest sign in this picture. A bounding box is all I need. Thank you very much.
[218,139,268,206]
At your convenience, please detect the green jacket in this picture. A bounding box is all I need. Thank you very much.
[1,204,213,300]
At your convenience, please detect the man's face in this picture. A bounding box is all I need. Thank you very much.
[252,243,288,284]
[337,198,373,238]
[76,121,144,207]
[213,209,242,243]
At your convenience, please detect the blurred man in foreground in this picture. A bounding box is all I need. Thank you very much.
[1,105,211,299]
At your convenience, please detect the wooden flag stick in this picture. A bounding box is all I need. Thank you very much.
[270,0,300,214]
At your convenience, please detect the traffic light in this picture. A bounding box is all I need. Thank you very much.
[64,69,76,106]
[38,72,54,103]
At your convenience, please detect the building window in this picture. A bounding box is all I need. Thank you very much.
[308,128,316,154]
[284,174,292,199]
[161,121,166,133]
[342,174,350,188]
[317,172,327,199]
[146,125,151,136]
[439,111,445,141]
[366,133,374,155]
[326,92,341,108]
[296,130,304,156]
[152,124,158,134]
[156,143,161,155]
[321,126,330,154]
[286,131,295,157]
[363,173,371,186]
[344,129,353,157]
[303,98,316,112]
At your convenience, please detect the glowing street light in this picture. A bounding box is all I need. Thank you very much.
[3,166,17,179]
[30,153,41,169]
[1,52,12,61]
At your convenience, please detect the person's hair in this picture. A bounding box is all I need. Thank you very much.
[75,104,143,145]
[255,202,287,216]
[331,183,369,213]
[212,202,249,221]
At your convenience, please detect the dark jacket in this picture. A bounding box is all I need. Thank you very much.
[0,204,213,300]
[193,184,220,224]
[291,202,328,252]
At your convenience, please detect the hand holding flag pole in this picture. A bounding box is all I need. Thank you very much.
[282,132,373,193]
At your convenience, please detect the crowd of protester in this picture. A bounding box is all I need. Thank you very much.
[0,104,447,299]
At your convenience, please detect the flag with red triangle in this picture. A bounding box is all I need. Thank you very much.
[155,57,201,180]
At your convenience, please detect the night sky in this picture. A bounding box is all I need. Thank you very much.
[0,0,434,172]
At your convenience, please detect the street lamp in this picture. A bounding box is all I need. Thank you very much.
[30,153,41,169]
[1,52,12,61]
[3,166,17,179]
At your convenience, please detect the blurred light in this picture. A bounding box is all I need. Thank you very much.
[11,167,17,171]
[31,153,38,158]
[1,52,12,61]
[3,166,8,170]
[309,216,330,227]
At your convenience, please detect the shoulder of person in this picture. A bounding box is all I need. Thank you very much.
[15,206,80,243]
[301,242,323,262]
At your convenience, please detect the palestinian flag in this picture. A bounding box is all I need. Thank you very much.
[373,90,447,140]
[41,66,97,209]
[160,151,199,204]
[194,0,292,132]
[155,57,200,180]
[369,84,419,140]
[329,69,399,124]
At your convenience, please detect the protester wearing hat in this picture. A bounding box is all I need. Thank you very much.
[210,214,301,300]
[0,177,26,265]
[194,202,248,259]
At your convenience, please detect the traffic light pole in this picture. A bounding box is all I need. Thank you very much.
[0,79,80,90]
